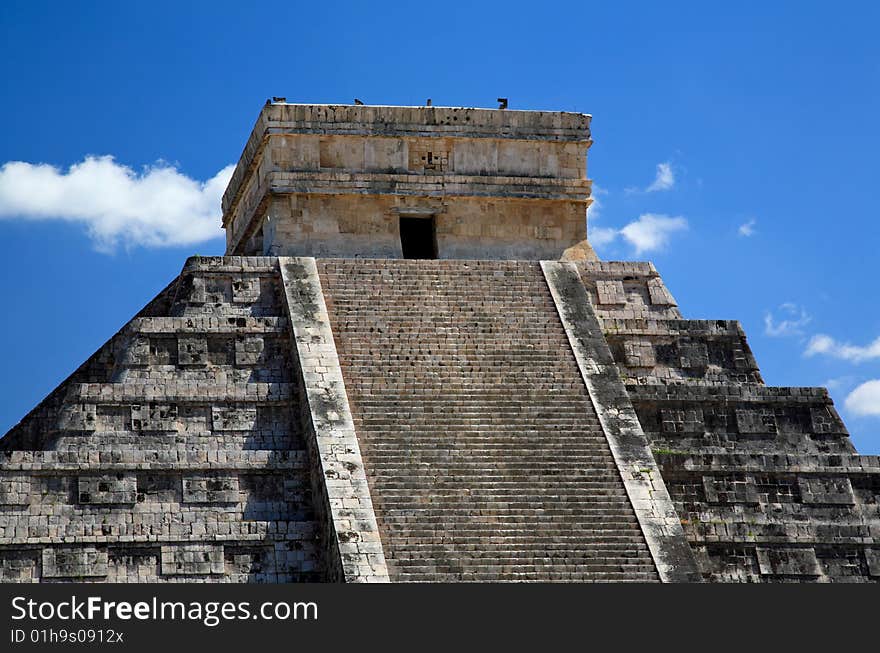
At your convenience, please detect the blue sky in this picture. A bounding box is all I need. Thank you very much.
[1,1,879,451]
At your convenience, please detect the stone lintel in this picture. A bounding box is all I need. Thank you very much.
[277,257,389,583]
[541,260,702,583]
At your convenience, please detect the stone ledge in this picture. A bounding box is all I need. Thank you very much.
[68,382,293,403]
[0,450,307,470]
[655,452,880,473]
[128,316,287,334]
[628,383,832,403]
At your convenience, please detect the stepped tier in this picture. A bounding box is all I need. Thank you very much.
[1,255,876,583]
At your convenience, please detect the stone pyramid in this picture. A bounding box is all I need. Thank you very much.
[1,103,877,582]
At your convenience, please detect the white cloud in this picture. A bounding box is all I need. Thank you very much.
[845,380,880,417]
[619,213,687,255]
[587,185,620,247]
[738,218,757,237]
[764,303,811,337]
[646,162,675,192]
[0,156,234,251]
[805,333,880,363]
[590,226,619,247]
[824,376,855,391]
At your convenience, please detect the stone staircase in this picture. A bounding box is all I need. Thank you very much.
[318,259,659,582]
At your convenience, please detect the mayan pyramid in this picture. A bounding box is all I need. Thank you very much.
[1,103,878,583]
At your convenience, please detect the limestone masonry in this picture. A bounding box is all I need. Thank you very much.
[1,102,877,582]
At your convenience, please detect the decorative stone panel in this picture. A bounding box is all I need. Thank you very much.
[182,476,240,503]
[232,276,260,303]
[647,277,676,306]
[660,408,704,434]
[0,551,38,582]
[211,406,257,431]
[702,475,759,505]
[755,547,820,577]
[810,406,844,434]
[623,340,656,367]
[42,547,109,579]
[235,336,265,365]
[0,475,31,505]
[866,549,880,577]
[178,337,208,365]
[131,403,178,431]
[735,409,777,435]
[679,341,709,369]
[595,280,625,305]
[78,475,137,505]
[160,544,225,576]
[190,276,207,304]
[57,403,97,431]
[125,336,152,366]
[798,476,856,505]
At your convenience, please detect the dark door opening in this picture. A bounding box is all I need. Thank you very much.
[399,216,438,259]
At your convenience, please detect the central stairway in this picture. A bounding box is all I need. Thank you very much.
[318,259,658,582]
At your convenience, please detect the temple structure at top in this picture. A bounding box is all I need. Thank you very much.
[221,103,596,261]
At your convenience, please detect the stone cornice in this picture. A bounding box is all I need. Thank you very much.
[221,103,592,222]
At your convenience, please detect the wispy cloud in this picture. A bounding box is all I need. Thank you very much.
[845,380,880,417]
[589,226,619,247]
[591,213,687,255]
[587,184,619,247]
[824,376,857,391]
[764,303,811,337]
[806,334,880,363]
[625,161,676,194]
[738,218,757,237]
[646,162,675,192]
[619,213,687,254]
[0,156,234,252]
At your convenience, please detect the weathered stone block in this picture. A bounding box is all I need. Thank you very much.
[810,406,844,434]
[755,547,820,577]
[702,475,759,504]
[211,406,257,431]
[78,475,137,505]
[235,336,265,365]
[735,409,777,434]
[797,477,856,505]
[131,403,178,431]
[124,336,153,366]
[57,403,97,431]
[160,545,225,576]
[232,276,260,303]
[866,549,880,577]
[647,278,676,306]
[190,276,207,303]
[679,341,709,369]
[660,408,704,434]
[178,337,208,365]
[182,476,240,503]
[42,547,109,579]
[0,475,31,505]
[595,280,625,305]
[623,340,656,367]
[0,551,37,582]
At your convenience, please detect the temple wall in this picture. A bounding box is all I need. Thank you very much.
[255,194,586,260]
[222,104,593,259]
